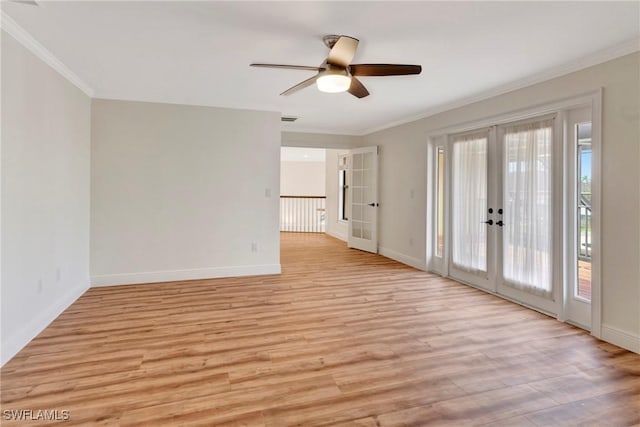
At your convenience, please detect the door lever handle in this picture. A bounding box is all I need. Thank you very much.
[368,203,378,207]
[496,220,504,227]
[483,219,494,225]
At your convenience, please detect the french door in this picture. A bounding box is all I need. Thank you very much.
[347,146,378,253]
[447,116,560,315]
[448,129,495,291]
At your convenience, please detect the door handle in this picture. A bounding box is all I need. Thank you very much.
[496,220,504,227]
[368,203,379,207]
[483,219,494,225]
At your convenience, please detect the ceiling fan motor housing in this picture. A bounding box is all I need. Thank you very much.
[322,35,342,49]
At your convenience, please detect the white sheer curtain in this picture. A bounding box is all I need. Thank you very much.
[502,119,553,295]
[451,133,488,273]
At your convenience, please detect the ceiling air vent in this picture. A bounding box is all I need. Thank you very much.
[281,116,298,123]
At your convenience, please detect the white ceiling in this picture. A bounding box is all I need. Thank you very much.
[3,1,639,135]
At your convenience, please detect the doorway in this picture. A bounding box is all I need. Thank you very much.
[428,95,601,332]
[446,117,558,315]
[280,145,380,255]
[280,147,327,233]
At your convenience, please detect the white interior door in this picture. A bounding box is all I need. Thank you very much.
[347,146,378,253]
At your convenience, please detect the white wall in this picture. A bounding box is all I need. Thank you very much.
[325,149,349,241]
[282,131,363,149]
[280,161,326,196]
[91,99,281,285]
[361,53,640,351]
[1,31,91,364]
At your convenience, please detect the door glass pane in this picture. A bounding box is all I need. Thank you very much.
[451,135,488,272]
[352,204,362,221]
[352,187,363,204]
[364,205,373,222]
[352,221,362,238]
[364,152,373,170]
[353,153,363,170]
[502,120,553,295]
[365,186,374,205]
[353,170,363,187]
[436,147,445,258]
[362,222,372,240]
[576,122,592,301]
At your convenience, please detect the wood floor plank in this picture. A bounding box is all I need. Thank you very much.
[1,232,639,426]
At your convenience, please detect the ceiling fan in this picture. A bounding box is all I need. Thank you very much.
[250,35,421,98]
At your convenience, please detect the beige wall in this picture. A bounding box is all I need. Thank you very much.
[91,99,281,285]
[1,31,91,364]
[362,53,640,349]
[282,131,363,150]
[280,161,326,197]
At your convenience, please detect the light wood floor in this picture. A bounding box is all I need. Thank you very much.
[2,233,639,426]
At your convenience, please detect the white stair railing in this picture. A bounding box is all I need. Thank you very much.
[280,196,326,232]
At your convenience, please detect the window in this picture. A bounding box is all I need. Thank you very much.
[338,155,350,221]
[435,147,445,258]
[576,122,592,301]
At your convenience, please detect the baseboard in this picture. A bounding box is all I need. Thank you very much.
[601,324,640,354]
[1,282,89,366]
[379,246,426,271]
[91,264,282,287]
[325,230,347,242]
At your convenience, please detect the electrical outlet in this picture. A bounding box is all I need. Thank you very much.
[251,242,258,252]
[264,188,271,198]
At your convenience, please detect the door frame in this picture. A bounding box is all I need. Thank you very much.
[426,89,602,338]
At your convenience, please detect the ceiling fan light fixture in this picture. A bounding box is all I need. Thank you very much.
[316,71,351,93]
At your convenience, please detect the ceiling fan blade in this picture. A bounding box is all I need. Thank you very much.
[251,63,323,72]
[327,36,359,68]
[350,64,422,76]
[280,74,319,96]
[348,77,370,99]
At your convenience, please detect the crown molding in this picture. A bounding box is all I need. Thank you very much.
[359,36,640,136]
[1,11,94,97]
